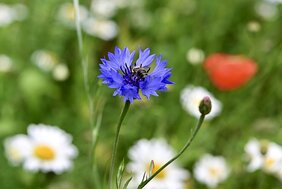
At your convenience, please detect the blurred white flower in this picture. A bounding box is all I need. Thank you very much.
[0,3,28,27]
[244,138,282,177]
[31,50,58,72]
[91,0,117,18]
[0,54,13,72]
[244,138,264,172]
[255,2,278,20]
[52,64,69,81]
[126,139,189,189]
[263,142,282,173]
[82,17,118,41]
[0,4,15,27]
[57,3,88,28]
[194,154,230,188]
[23,124,78,174]
[247,21,261,33]
[186,48,205,65]
[180,85,222,120]
[265,0,282,4]
[4,134,31,166]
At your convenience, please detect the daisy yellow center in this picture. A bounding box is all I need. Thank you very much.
[34,144,55,160]
[264,157,275,169]
[208,167,220,177]
[66,6,75,20]
[147,162,166,179]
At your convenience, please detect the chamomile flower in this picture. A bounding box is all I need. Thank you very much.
[0,4,15,27]
[244,138,264,172]
[180,85,222,120]
[82,17,118,41]
[4,134,31,166]
[0,54,13,73]
[194,154,230,188]
[57,3,88,28]
[98,47,173,103]
[91,0,117,18]
[262,142,282,173]
[23,124,78,174]
[126,139,189,189]
[186,48,205,65]
[244,139,282,174]
[31,50,58,72]
[52,64,69,81]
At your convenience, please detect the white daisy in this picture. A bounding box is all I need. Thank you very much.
[91,0,117,18]
[194,154,230,188]
[23,124,78,174]
[244,139,282,174]
[82,17,118,41]
[52,64,69,81]
[186,48,205,65]
[57,3,88,28]
[180,85,222,120]
[126,139,189,189]
[0,54,13,72]
[31,50,58,72]
[255,1,278,20]
[4,134,31,166]
[247,21,261,33]
[0,4,15,27]
[244,138,264,172]
[262,142,282,173]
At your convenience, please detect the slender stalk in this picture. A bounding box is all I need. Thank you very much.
[109,101,131,189]
[73,1,98,188]
[138,114,206,189]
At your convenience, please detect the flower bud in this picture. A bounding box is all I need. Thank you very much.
[199,96,212,115]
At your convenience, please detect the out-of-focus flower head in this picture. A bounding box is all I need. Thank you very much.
[0,3,27,27]
[91,0,117,18]
[4,134,31,166]
[57,3,88,28]
[255,1,278,20]
[126,138,190,189]
[82,17,118,41]
[244,138,282,176]
[204,53,257,91]
[0,4,15,26]
[23,124,78,174]
[194,154,230,188]
[244,138,264,172]
[52,64,69,81]
[247,21,261,33]
[186,48,205,65]
[98,47,174,103]
[0,54,13,73]
[31,50,59,72]
[180,85,222,120]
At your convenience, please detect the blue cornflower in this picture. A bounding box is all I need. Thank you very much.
[98,47,174,103]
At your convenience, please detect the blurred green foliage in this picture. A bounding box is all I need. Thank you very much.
[1,0,282,188]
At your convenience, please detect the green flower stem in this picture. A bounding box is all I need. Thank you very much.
[109,100,131,189]
[138,114,206,189]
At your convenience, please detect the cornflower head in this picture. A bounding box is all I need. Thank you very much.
[98,47,174,103]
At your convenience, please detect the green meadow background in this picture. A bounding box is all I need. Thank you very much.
[1,0,282,188]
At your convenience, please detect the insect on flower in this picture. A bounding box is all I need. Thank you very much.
[98,47,174,103]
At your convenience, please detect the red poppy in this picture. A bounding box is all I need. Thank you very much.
[203,53,257,91]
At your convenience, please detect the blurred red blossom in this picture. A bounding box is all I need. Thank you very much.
[203,53,257,91]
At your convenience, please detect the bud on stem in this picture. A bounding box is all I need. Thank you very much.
[199,96,212,115]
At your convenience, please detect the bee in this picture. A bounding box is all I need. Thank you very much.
[131,66,150,79]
